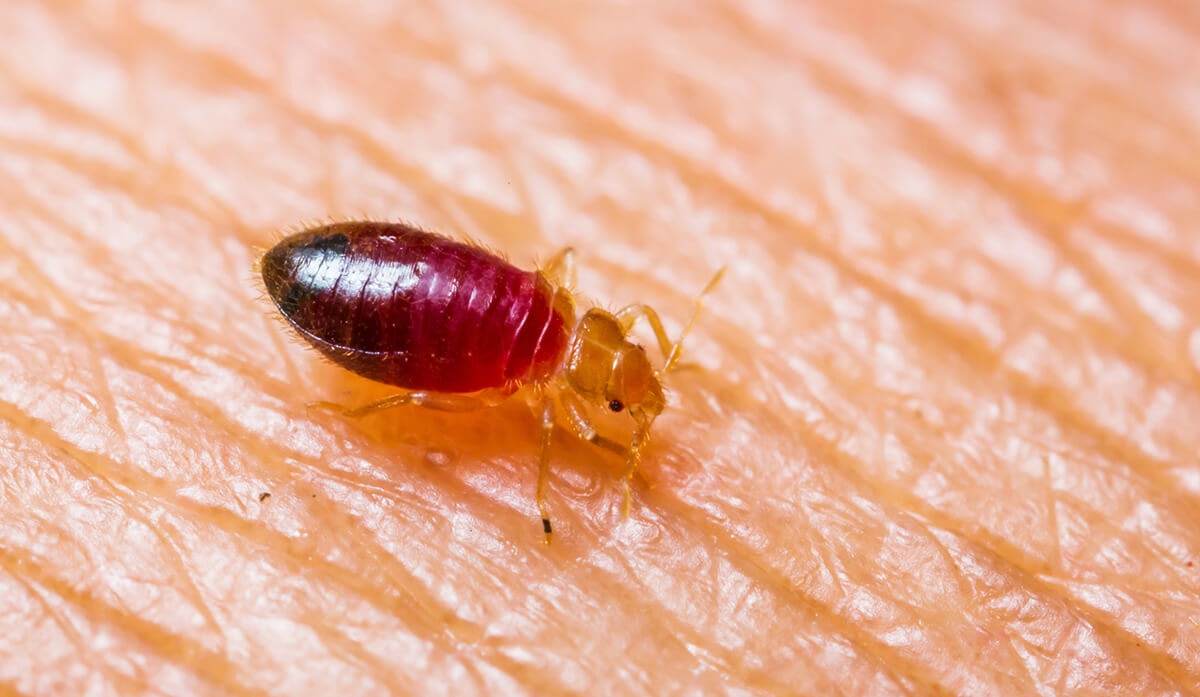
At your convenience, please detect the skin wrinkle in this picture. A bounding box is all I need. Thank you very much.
[12,583,264,697]
[135,421,517,656]
[825,233,1194,502]
[12,195,231,350]
[1,332,509,670]
[934,521,1175,689]
[1,82,142,169]
[587,525,856,693]
[797,356,1200,667]
[295,617,422,696]
[0,458,265,697]
[448,449,847,692]
[96,14,447,222]
[1,133,135,201]
[8,582,154,697]
[734,5,1200,290]
[962,194,1191,381]
[589,444,912,687]
[9,333,974,671]
[653,448,1028,691]
[656,350,1193,686]
[316,424,816,691]
[816,71,1200,369]
[729,194,1200,566]
[768,290,1171,551]
[4,1,1200,695]
[59,470,477,691]
[604,530,921,696]
[1078,234,1200,349]
[3,396,376,618]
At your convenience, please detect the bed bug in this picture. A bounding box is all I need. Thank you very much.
[260,221,721,541]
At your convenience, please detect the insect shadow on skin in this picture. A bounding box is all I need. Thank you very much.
[259,220,723,543]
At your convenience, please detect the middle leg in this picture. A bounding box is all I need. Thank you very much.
[307,388,511,419]
[536,396,556,544]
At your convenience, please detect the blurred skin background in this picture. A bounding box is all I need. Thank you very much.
[2,1,1199,695]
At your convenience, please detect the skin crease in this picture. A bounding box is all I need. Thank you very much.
[1,0,1199,694]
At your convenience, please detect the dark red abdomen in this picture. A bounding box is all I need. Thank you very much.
[261,222,571,392]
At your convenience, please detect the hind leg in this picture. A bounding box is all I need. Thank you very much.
[307,388,511,418]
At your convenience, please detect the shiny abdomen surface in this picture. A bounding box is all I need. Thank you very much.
[261,222,570,393]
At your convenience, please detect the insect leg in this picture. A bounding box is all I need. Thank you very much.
[542,247,577,288]
[558,390,630,459]
[537,397,555,544]
[307,389,510,418]
[621,411,657,518]
[559,390,646,519]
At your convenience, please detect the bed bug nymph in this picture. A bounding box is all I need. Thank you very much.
[260,221,721,542]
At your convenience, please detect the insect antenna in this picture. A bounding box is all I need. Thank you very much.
[664,267,726,373]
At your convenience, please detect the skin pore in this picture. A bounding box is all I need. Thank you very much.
[2,1,1199,695]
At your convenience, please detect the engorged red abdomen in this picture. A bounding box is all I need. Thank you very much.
[260,222,571,393]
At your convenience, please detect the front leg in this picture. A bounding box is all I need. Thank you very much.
[536,396,556,544]
[558,390,643,518]
[558,389,631,459]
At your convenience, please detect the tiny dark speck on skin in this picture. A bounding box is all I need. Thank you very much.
[258,492,271,502]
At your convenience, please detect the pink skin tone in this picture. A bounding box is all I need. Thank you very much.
[3,2,1199,695]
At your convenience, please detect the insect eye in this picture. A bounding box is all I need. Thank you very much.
[608,400,624,413]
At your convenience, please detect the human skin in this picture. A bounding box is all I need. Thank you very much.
[2,0,1199,695]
